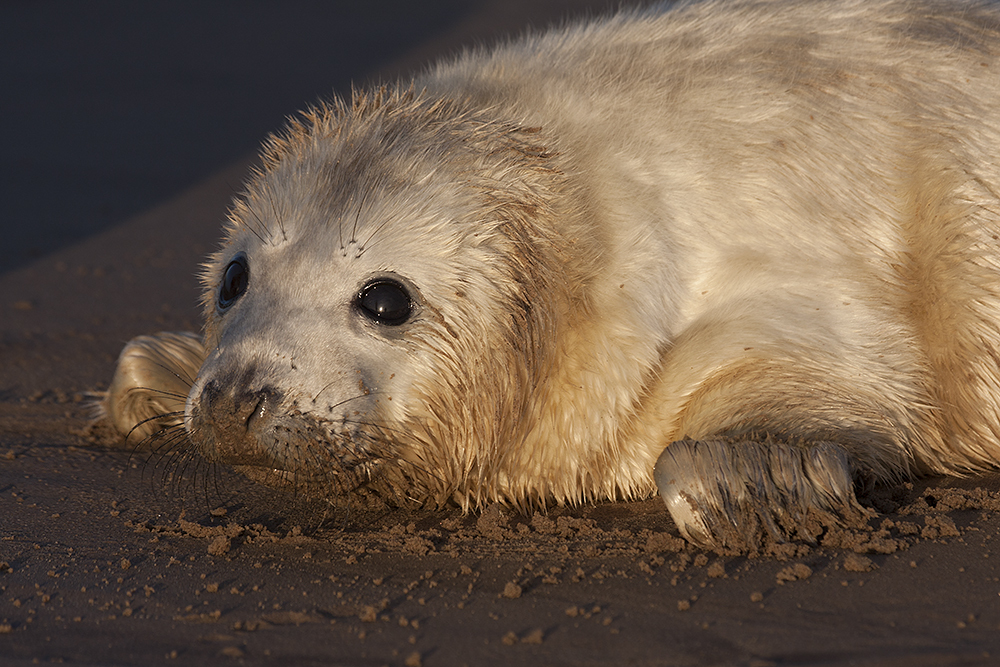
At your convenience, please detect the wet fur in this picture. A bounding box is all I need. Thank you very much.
[102,0,1000,551]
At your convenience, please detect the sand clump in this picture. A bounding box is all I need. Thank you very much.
[119,478,1000,571]
[842,554,877,572]
[776,563,812,585]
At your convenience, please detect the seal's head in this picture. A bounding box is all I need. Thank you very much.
[186,89,583,508]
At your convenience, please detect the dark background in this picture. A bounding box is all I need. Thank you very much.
[1,0,630,274]
[0,1,475,272]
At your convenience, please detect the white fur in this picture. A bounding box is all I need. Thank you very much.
[103,0,1000,550]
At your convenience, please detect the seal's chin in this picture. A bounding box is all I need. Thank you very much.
[232,465,301,488]
[230,460,381,496]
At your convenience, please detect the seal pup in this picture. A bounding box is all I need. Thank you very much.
[101,0,1000,552]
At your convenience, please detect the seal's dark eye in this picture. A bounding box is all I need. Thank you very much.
[218,254,249,310]
[356,279,412,326]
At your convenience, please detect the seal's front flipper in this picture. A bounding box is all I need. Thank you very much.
[98,331,206,446]
[654,439,868,552]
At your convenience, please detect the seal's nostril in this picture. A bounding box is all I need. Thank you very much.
[246,395,265,429]
[243,387,282,433]
[194,372,285,465]
[200,380,221,411]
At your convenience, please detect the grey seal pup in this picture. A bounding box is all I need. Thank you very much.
[101,0,1000,552]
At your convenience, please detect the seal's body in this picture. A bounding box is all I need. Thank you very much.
[103,0,1000,551]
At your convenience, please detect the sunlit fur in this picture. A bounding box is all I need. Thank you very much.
[102,0,1000,547]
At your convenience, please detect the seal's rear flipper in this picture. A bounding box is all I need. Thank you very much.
[98,332,206,446]
[654,439,869,552]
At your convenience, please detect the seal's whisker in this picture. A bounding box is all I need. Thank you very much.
[171,446,203,497]
[206,460,225,509]
[132,425,187,490]
[232,203,268,246]
[159,441,196,494]
[309,381,345,405]
[350,184,371,246]
[123,410,186,449]
[337,195,348,252]
[261,178,287,243]
[141,424,186,459]
[357,216,394,256]
[126,422,169,463]
[123,386,189,401]
[242,200,272,246]
[316,413,412,438]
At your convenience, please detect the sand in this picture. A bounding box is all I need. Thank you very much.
[3,1,1000,665]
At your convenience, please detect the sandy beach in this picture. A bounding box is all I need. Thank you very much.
[3,2,1000,665]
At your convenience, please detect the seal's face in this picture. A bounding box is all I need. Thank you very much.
[183,93,567,504]
[187,232,426,493]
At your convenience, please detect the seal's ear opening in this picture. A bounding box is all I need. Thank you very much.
[355,278,413,326]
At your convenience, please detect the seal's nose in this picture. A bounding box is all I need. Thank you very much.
[202,379,281,433]
[195,374,284,464]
